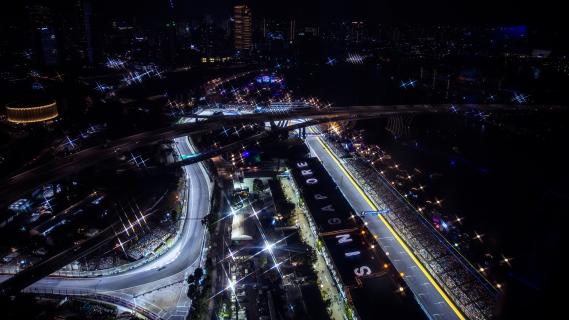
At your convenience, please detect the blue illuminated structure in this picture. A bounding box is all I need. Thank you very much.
[255,74,281,84]
[400,79,417,89]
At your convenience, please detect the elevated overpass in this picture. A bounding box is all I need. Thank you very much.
[0,119,331,295]
[1,104,563,318]
[0,225,117,296]
[0,104,560,209]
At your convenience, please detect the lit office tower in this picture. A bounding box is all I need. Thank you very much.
[234,5,252,51]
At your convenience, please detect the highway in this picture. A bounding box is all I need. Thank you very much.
[305,133,463,320]
[0,133,211,317]
[1,103,547,209]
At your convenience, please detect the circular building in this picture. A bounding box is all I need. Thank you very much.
[5,98,58,124]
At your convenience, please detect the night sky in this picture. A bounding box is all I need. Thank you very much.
[245,0,564,25]
[0,0,566,26]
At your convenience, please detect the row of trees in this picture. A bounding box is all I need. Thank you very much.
[187,267,211,320]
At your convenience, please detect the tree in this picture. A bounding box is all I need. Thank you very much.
[259,255,268,268]
[194,267,204,282]
[187,283,198,299]
[253,178,264,193]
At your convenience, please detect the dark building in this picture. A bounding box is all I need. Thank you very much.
[27,1,100,68]
[27,4,58,67]
[81,0,95,65]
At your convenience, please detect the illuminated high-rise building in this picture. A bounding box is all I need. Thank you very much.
[351,21,364,43]
[289,20,296,43]
[233,5,252,52]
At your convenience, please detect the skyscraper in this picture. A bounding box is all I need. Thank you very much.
[81,0,95,65]
[27,1,100,68]
[351,21,364,43]
[27,4,59,66]
[233,5,252,52]
[289,19,296,44]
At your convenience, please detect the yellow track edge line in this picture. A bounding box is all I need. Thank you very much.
[315,137,466,320]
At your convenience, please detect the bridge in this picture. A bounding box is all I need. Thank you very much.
[0,225,117,296]
[0,104,559,209]
[0,103,563,319]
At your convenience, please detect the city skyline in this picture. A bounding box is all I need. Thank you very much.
[0,2,566,320]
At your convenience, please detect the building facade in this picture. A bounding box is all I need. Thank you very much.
[234,5,252,52]
[6,100,59,124]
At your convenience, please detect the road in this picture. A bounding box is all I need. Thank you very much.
[0,133,212,317]
[305,134,464,320]
[1,103,545,209]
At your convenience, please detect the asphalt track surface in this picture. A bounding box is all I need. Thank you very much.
[0,135,211,296]
[306,134,463,320]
